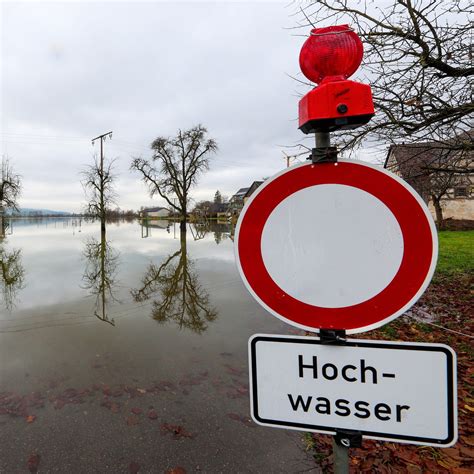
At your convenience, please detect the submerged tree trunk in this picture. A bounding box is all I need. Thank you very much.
[180,204,187,232]
[180,229,187,248]
[431,195,445,230]
[0,205,4,240]
[99,224,107,321]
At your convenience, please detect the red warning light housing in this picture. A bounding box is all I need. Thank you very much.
[298,25,374,134]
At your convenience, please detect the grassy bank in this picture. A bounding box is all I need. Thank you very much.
[437,230,474,275]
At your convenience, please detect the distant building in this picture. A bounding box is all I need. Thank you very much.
[228,181,265,214]
[193,202,229,219]
[384,139,473,221]
[141,207,170,219]
[209,202,229,219]
[243,181,264,204]
[228,187,249,214]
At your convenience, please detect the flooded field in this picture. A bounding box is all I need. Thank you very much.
[0,218,312,473]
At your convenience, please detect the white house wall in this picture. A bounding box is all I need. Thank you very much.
[429,199,474,220]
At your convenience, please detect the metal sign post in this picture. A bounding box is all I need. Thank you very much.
[314,131,352,472]
[320,331,353,473]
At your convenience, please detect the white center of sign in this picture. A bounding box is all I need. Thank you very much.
[260,184,404,308]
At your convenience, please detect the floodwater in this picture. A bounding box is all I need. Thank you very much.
[0,218,313,473]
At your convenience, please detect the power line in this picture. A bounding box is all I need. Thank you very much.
[0,132,284,172]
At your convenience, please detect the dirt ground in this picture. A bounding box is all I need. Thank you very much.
[306,272,474,472]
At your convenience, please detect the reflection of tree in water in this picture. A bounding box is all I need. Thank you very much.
[0,217,25,310]
[214,228,223,245]
[0,216,11,239]
[131,232,217,333]
[210,222,233,245]
[0,247,25,311]
[189,221,210,241]
[82,230,119,326]
[189,221,234,245]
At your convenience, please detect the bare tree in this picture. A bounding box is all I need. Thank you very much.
[81,153,119,325]
[293,1,473,153]
[131,125,218,232]
[0,156,21,214]
[81,155,117,235]
[193,200,213,219]
[0,158,24,309]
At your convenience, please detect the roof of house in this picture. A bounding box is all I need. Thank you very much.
[384,132,473,201]
[384,129,473,170]
[234,187,249,196]
[385,143,442,168]
[244,181,264,198]
[143,207,169,213]
[229,188,250,203]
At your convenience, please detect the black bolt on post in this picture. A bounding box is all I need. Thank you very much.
[335,429,363,449]
[334,430,363,474]
[310,131,338,164]
[319,329,346,345]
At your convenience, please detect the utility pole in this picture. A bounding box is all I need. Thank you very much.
[282,151,300,168]
[91,131,113,235]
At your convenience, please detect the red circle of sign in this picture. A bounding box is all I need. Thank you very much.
[236,161,435,332]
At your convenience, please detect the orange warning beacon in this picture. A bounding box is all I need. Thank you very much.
[298,25,374,133]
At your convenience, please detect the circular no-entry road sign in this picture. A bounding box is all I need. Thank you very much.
[235,160,438,334]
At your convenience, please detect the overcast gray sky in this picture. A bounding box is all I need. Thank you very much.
[1,1,374,213]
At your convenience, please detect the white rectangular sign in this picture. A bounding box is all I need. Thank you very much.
[249,335,457,447]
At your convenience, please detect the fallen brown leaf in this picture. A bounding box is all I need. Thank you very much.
[27,454,40,473]
[166,467,186,474]
[126,415,140,426]
[160,423,193,439]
